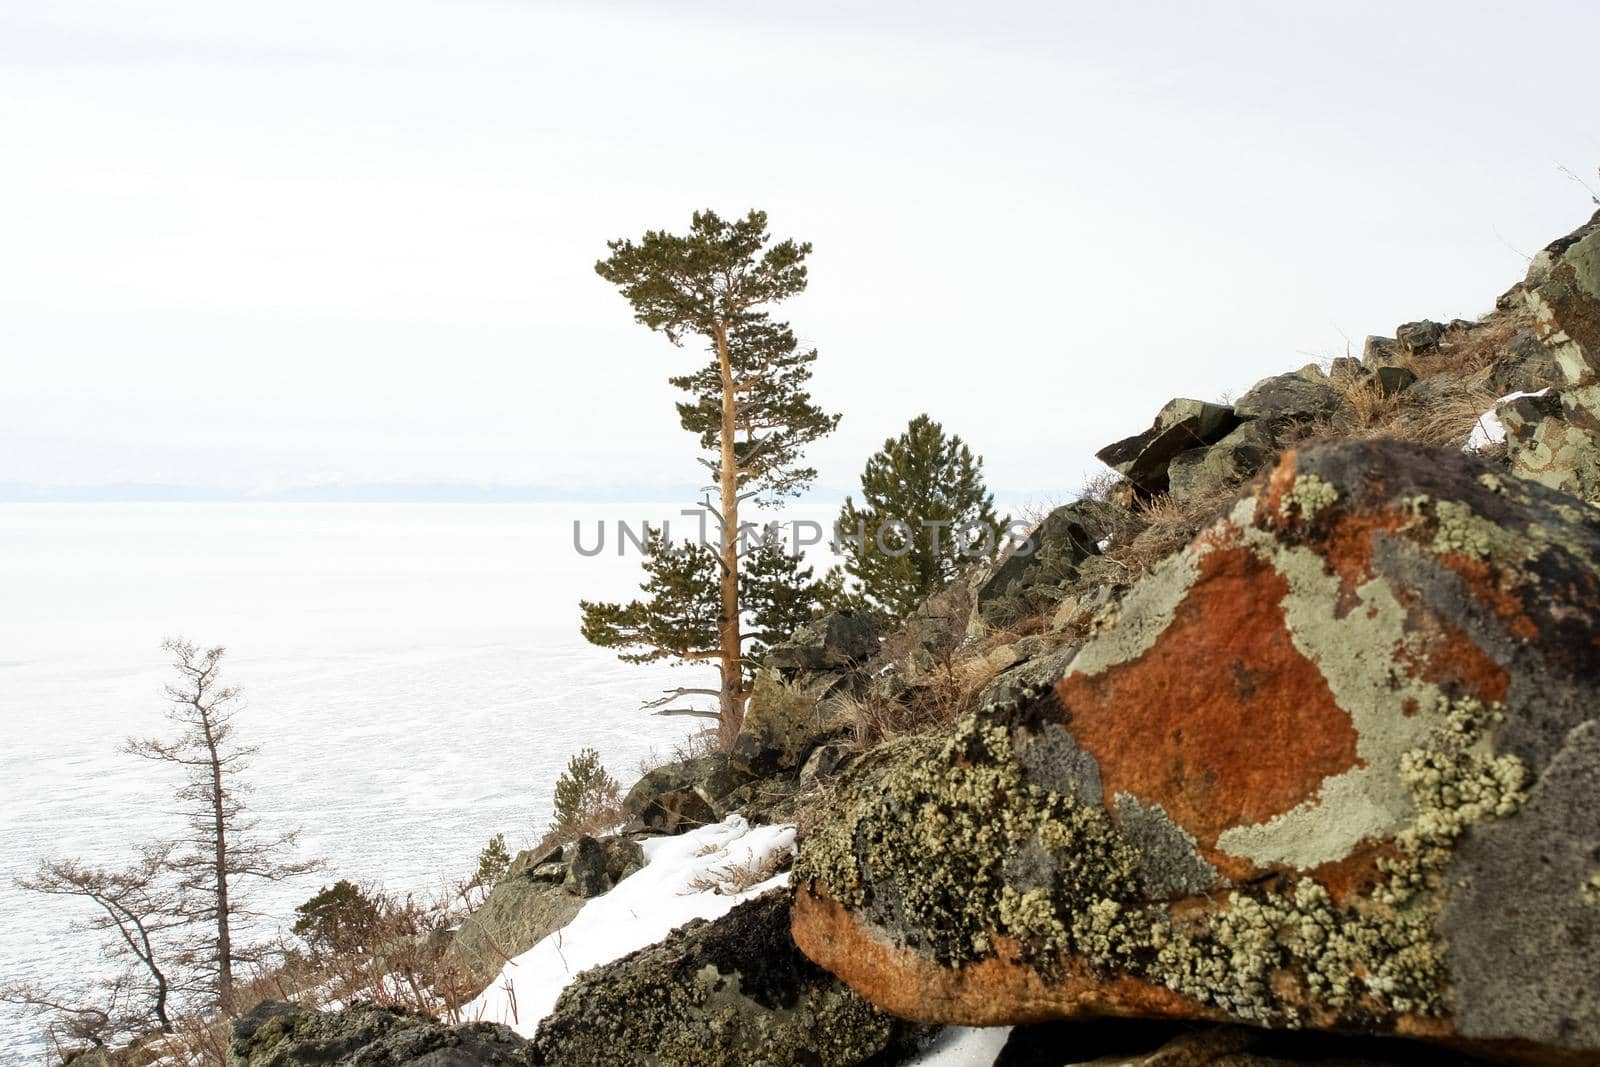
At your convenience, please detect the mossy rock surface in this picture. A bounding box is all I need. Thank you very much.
[793,440,1600,1066]
[228,1000,535,1066]
[532,889,928,1066]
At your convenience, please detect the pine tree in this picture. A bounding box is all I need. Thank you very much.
[581,528,826,720]
[548,748,622,843]
[585,210,840,745]
[834,415,1004,623]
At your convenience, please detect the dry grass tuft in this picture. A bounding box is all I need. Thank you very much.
[683,847,792,895]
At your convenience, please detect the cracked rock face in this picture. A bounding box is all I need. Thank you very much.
[791,440,1600,1065]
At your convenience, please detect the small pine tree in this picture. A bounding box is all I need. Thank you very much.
[475,833,511,888]
[291,880,380,957]
[548,748,622,842]
[834,415,1004,623]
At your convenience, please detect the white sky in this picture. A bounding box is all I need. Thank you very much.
[3,0,1598,501]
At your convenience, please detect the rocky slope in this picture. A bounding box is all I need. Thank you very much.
[224,211,1600,1067]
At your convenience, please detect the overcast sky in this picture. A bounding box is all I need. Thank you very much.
[3,0,1598,502]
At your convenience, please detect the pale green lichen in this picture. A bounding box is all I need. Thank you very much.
[796,693,1526,1027]
[1280,473,1339,522]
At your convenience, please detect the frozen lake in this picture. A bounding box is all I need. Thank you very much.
[0,503,730,1061]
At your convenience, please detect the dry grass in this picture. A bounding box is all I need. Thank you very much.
[683,848,793,896]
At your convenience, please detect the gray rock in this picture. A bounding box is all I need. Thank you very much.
[1363,335,1402,367]
[1167,419,1277,499]
[1373,365,1417,396]
[975,500,1119,629]
[1095,398,1241,494]
[1491,329,1563,396]
[1396,319,1445,354]
[1232,372,1342,426]
[228,1001,534,1066]
[765,612,879,672]
[1500,385,1600,503]
[622,754,753,835]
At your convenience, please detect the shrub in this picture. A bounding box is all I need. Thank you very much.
[292,880,382,957]
[548,748,623,844]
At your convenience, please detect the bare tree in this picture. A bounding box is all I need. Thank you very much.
[7,847,184,1050]
[124,638,320,1014]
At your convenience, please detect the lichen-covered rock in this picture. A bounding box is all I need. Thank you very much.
[228,1000,535,1066]
[1096,399,1242,495]
[1519,208,1600,386]
[765,612,880,672]
[531,889,928,1066]
[792,440,1600,1064]
[731,667,851,778]
[443,865,584,995]
[622,754,754,834]
[1499,387,1600,503]
[1168,420,1276,501]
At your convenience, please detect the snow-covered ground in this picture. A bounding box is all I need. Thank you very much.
[464,815,796,1034]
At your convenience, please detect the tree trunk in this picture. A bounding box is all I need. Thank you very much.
[714,323,746,748]
[201,715,234,1014]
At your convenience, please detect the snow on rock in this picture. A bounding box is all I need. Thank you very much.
[462,814,796,1036]
[904,1026,1014,1065]
[1465,388,1549,452]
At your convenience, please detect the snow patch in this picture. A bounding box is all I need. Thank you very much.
[905,1026,1015,1065]
[462,814,796,1036]
[1465,389,1549,452]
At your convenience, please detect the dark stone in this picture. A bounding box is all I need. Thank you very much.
[1330,356,1369,382]
[1396,319,1446,354]
[622,755,752,835]
[765,612,880,672]
[1095,398,1241,494]
[1167,419,1277,500]
[562,836,613,898]
[228,1002,534,1066]
[1373,365,1417,396]
[1232,372,1342,426]
[532,890,928,1066]
[975,500,1119,628]
[1491,329,1563,395]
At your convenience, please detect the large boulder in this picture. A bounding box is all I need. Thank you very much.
[731,667,852,778]
[792,440,1600,1064]
[1519,208,1600,386]
[443,864,584,995]
[228,1001,534,1065]
[531,889,928,1066]
[1096,399,1242,495]
[622,754,754,834]
[1499,388,1600,503]
[1167,419,1277,501]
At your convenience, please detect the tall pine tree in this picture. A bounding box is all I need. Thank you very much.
[582,211,839,744]
[833,414,1003,623]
